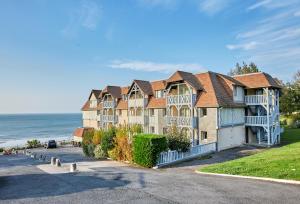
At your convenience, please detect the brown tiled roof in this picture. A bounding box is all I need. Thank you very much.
[147,97,166,109]
[151,80,166,91]
[128,80,153,95]
[166,71,203,91]
[73,128,84,137]
[121,86,129,95]
[81,100,99,111]
[233,72,282,89]
[116,99,128,110]
[195,72,245,108]
[101,86,122,98]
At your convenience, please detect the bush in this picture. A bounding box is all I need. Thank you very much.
[109,127,133,162]
[133,134,167,168]
[93,130,103,145]
[26,139,41,148]
[94,144,106,159]
[165,126,190,152]
[82,129,95,157]
[0,148,4,153]
[101,127,116,156]
[287,117,296,127]
[280,119,287,126]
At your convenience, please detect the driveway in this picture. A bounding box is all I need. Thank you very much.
[0,147,300,204]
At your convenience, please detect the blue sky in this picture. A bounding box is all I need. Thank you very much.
[0,0,299,113]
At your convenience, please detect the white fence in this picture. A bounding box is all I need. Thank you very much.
[165,116,197,128]
[157,142,216,167]
[167,94,196,105]
[245,116,270,126]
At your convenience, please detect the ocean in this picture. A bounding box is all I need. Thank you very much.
[0,113,82,148]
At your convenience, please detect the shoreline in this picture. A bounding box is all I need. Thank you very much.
[0,136,72,148]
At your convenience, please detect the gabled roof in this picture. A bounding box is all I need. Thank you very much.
[233,72,282,89]
[116,99,128,110]
[195,72,245,108]
[101,86,122,98]
[128,80,153,95]
[151,80,166,91]
[166,71,203,91]
[147,97,166,109]
[88,89,102,100]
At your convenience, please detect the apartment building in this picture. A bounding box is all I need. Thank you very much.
[81,70,281,151]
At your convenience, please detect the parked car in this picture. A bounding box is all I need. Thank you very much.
[44,140,57,149]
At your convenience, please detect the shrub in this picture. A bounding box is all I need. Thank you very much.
[108,149,118,160]
[133,134,167,168]
[93,130,103,145]
[101,127,116,156]
[26,139,41,148]
[287,117,296,127]
[280,119,287,126]
[93,144,106,159]
[109,127,133,162]
[129,124,143,135]
[0,148,4,153]
[165,126,190,152]
[82,129,95,157]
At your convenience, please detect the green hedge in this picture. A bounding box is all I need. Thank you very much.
[133,134,167,168]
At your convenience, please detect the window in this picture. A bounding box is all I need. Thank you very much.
[118,110,122,116]
[150,126,155,133]
[155,90,165,98]
[162,109,166,116]
[200,108,207,117]
[150,109,154,116]
[201,131,207,140]
[233,87,237,96]
[122,94,127,101]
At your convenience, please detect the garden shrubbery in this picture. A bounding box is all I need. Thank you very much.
[26,139,42,148]
[133,134,167,168]
[165,126,190,152]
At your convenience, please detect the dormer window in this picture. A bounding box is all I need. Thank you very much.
[122,94,127,101]
[155,90,165,98]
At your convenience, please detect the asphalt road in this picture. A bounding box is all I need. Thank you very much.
[1,148,300,204]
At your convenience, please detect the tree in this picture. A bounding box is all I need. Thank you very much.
[229,62,260,76]
[280,70,300,115]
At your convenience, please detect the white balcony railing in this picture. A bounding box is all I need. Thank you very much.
[245,95,269,105]
[102,115,118,123]
[128,98,145,107]
[165,116,197,128]
[103,101,115,108]
[96,115,101,121]
[245,116,270,126]
[167,94,196,106]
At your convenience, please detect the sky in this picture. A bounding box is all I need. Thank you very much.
[0,0,299,114]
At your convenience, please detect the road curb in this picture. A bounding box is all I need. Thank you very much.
[195,170,300,185]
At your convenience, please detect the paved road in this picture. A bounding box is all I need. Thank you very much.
[0,149,300,204]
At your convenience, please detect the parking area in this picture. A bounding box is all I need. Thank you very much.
[1,146,300,204]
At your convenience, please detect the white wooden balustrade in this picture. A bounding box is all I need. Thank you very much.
[102,115,118,123]
[157,142,216,167]
[244,95,267,105]
[167,94,196,105]
[103,101,115,108]
[128,98,145,107]
[165,116,197,128]
[245,116,270,126]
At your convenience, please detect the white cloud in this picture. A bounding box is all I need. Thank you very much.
[109,60,206,73]
[197,0,232,16]
[62,0,101,38]
[247,0,271,11]
[227,0,300,81]
[227,42,258,50]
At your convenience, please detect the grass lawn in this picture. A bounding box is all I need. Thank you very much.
[200,128,300,180]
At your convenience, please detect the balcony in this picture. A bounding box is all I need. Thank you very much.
[102,115,118,123]
[245,95,270,105]
[245,116,270,126]
[103,101,115,109]
[167,94,196,106]
[128,98,145,107]
[165,116,197,128]
[96,115,101,121]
